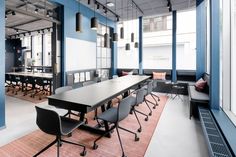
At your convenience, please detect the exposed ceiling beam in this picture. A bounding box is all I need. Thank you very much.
[6,26,29,32]
[6,5,60,24]
[7,19,42,28]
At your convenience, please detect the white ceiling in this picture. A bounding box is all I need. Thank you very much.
[5,0,58,37]
[80,0,196,21]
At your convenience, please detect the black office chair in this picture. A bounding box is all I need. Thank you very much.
[24,76,36,96]
[93,96,139,157]
[34,106,86,157]
[55,86,76,118]
[5,74,12,92]
[130,88,149,133]
[142,80,159,114]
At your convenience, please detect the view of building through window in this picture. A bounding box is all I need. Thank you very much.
[176,9,196,70]
[96,23,112,78]
[143,14,173,69]
[117,19,139,69]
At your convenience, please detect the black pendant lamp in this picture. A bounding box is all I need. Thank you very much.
[104,1,109,48]
[120,0,124,39]
[131,5,134,42]
[104,33,109,47]
[125,43,130,50]
[134,6,139,48]
[125,0,130,51]
[131,33,134,42]
[91,1,98,30]
[113,33,118,41]
[112,0,118,42]
[76,0,82,32]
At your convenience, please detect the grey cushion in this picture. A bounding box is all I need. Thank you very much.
[188,85,209,103]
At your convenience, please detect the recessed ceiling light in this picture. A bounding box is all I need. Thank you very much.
[106,2,114,7]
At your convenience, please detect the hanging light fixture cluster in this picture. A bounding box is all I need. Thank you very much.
[122,0,140,50]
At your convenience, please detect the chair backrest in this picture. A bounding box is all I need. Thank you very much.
[117,96,133,122]
[83,80,96,86]
[55,86,72,94]
[136,88,146,104]
[147,80,153,94]
[35,106,61,136]
[5,74,11,82]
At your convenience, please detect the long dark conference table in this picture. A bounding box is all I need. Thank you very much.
[48,75,150,135]
[6,72,53,94]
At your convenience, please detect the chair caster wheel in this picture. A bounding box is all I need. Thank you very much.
[138,128,142,133]
[149,113,152,116]
[135,136,140,141]
[93,143,98,150]
[145,117,148,121]
[122,153,127,157]
[80,150,87,156]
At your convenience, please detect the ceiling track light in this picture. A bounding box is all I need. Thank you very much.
[46,10,50,17]
[34,8,39,14]
[12,11,16,15]
[134,42,139,48]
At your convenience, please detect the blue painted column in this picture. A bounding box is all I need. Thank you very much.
[172,11,177,82]
[0,0,5,129]
[210,0,220,110]
[196,0,206,80]
[139,16,143,75]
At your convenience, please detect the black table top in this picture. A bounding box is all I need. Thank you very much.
[48,75,150,112]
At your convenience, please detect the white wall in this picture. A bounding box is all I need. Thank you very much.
[65,37,96,71]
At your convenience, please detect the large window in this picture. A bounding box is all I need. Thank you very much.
[22,30,52,69]
[43,33,52,66]
[220,0,236,125]
[143,14,172,69]
[230,0,236,116]
[117,19,139,69]
[96,23,111,78]
[32,34,42,66]
[22,36,31,67]
[176,9,196,70]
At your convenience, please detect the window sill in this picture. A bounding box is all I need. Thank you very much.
[211,109,236,156]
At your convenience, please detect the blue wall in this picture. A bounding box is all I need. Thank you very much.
[0,0,5,128]
[196,0,206,80]
[51,0,116,84]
